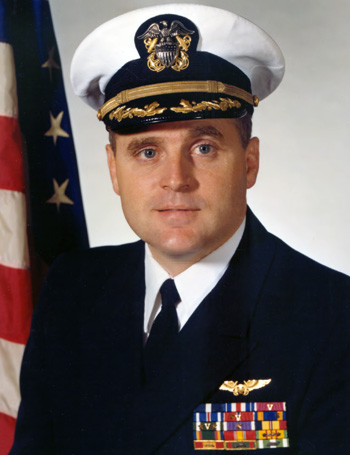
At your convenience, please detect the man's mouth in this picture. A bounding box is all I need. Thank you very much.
[157,206,199,212]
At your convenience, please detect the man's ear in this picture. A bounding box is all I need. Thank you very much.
[245,136,260,189]
[106,144,120,195]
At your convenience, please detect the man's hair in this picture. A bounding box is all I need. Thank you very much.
[108,114,252,153]
[234,114,252,149]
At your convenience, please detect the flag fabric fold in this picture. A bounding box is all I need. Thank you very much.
[9,0,89,265]
[0,32,32,455]
[0,0,89,452]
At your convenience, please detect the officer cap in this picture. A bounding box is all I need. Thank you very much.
[71,4,285,131]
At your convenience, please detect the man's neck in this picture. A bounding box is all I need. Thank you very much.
[147,222,246,277]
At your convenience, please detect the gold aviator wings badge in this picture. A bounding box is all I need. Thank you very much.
[220,379,272,396]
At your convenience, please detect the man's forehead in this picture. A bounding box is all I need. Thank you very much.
[114,119,232,141]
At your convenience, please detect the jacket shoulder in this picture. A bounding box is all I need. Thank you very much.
[35,241,144,314]
[48,240,144,280]
[273,232,350,285]
[263,231,350,325]
[247,208,350,302]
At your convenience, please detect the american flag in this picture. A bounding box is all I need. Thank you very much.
[0,0,89,452]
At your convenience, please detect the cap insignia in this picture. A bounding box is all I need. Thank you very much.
[137,20,195,72]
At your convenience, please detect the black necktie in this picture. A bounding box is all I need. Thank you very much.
[144,279,180,378]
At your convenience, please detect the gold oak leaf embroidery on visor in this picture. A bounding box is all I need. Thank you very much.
[109,97,242,122]
[170,98,241,114]
[97,82,257,121]
[109,101,167,122]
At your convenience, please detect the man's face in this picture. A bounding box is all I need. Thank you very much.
[106,119,259,275]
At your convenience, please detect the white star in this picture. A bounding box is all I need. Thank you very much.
[44,111,70,145]
[46,179,74,211]
[42,46,61,79]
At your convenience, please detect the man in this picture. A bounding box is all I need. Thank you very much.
[10,4,349,455]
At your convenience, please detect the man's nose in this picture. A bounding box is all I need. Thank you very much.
[160,152,196,192]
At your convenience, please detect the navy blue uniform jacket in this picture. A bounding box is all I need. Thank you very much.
[10,210,350,454]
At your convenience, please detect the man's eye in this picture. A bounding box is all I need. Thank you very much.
[140,149,156,159]
[196,144,213,155]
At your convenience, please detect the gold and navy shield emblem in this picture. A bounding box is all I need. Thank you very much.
[137,19,195,72]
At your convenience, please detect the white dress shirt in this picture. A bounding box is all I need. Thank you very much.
[144,219,246,337]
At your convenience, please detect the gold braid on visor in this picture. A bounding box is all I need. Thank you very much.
[97,80,259,121]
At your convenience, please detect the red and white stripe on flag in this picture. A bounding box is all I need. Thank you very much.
[0,41,33,454]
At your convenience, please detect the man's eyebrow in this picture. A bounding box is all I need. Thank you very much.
[124,126,223,152]
[126,136,163,152]
[188,126,224,139]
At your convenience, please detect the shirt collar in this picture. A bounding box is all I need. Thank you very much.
[144,218,246,334]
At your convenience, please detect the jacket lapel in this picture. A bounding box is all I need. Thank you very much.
[111,241,146,387]
[92,242,146,392]
[117,210,278,454]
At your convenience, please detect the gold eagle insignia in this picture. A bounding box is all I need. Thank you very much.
[219,379,272,396]
[137,20,194,72]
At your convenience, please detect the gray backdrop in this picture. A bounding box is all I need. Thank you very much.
[50,0,350,275]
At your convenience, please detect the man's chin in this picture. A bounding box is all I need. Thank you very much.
[147,236,211,268]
